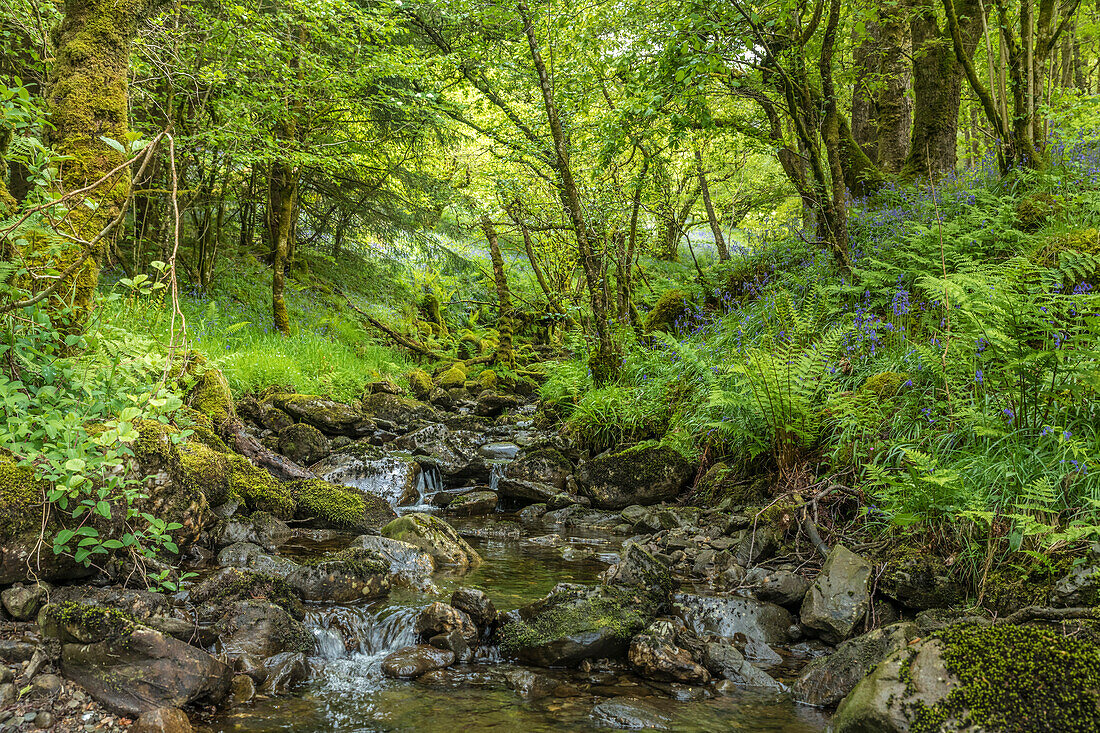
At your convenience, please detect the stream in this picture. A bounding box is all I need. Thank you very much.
[201,507,830,732]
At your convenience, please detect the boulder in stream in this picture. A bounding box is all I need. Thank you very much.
[313,448,422,507]
[452,587,497,629]
[276,423,331,465]
[576,443,694,510]
[791,622,918,707]
[445,490,499,516]
[284,548,391,602]
[380,513,482,570]
[416,602,479,644]
[352,534,436,591]
[43,604,231,716]
[701,639,782,689]
[266,393,375,436]
[213,600,313,659]
[381,645,456,679]
[800,544,872,644]
[628,632,710,683]
[504,447,573,490]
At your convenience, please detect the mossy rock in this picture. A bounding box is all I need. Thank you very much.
[0,454,43,540]
[287,478,396,532]
[576,442,695,510]
[1016,191,1062,232]
[39,602,138,644]
[380,513,481,570]
[437,363,468,389]
[644,289,692,334]
[277,423,331,465]
[833,624,1100,733]
[184,364,237,428]
[408,369,433,400]
[860,372,911,400]
[478,370,498,390]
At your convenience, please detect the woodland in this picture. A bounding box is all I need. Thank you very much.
[2,0,1100,730]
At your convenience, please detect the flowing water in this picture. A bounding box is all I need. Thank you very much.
[201,513,830,732]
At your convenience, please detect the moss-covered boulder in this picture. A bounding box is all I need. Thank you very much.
[43,603,232,716]
[277,423,331,465]
[190,567,304,620]
[576,443,695,510]
[833,624,1100,732]
[791,622,919,708]
[1016,191,1062,231]
[267,393,374,437]
[361,392,439,427]
[408,369,433,400]
[285,548,391,602]
[478,369,498,391]
[286,478,396,532]
[213,600,314,660]
[860,372,911,400]
[643,289,691,334]
[437,363,468,389]
[380,513,481,570]
[500,584,658,667]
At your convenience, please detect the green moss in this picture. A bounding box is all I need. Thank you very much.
[287,478,393,529]
[1016,192,1062,232]
[186,366,236,427]
[193,568,304,620]
[227,454,295,517]
[438,363,467,389]
[48,602,138,641]
[860,372,911,400]
[302,547,388,578]
[0,455,43,539]
[910,624,1100,733]
[409,369,433,399]
[499,586,651,656]
[644,289,691,334]
[478,370,498,390]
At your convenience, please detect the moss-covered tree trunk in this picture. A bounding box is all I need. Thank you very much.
[267,154,297,335]
[904,0,982,178]
[480,215,514,369]
[38,0,168,318]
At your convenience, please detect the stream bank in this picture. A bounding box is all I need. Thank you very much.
[2,368,1099,732]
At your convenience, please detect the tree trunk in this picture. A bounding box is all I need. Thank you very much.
[518,1,619,384]
[904,0,983,178]
[37,0,168,320]
[694,146,729,261]
[480,215,514,368]
[267,155,296,335]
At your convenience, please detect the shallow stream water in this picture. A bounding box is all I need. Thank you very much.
[200,514,830,732]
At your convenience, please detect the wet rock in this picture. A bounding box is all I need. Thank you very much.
[362,392,440,427]
[392,425,487,481]
[1,582,48,621]
[879,555,966,610]
[603,543,673,603]
[518,503,548,524]
[547,492,589,510]
[673,593,792,646]
[258,652,309,694]
[451,587,497,629]
[497,477,560,504]
[735,526,779,565]
[800,544,872,644]
[0,639,37,663]
[381,645,455,679]
[268,394,375,436]
[590,697,673,730]
[620,505,660,532]
[474,392,523,417]
[791,622,918,708]
[628,633,710,683]
[504,448,573,490]
[313,449,422,507]
[131,707,193,733]
[416,602,478,644]
[1051,547,1100,607]
[277,423,331,465]
[702,640,782,689]
[215,512,292,551]
[445,490,498,516]
[576,444,694,510]
[380,513,482,570]
[501,584,659,667]
[57,620,230,716]
[0,529,95,585]
[428,631,472,664]
[230,674,255,705]
[351,534,435,591]
[745,568,810,608]
[284,551,390,602]
[478,442,521,460]
[214,601,313,659]
[502,668,568,699]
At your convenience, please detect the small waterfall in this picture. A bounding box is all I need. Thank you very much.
[489,462,506,494]
[397,465,441,514]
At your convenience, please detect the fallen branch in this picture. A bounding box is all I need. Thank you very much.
[338,290,444,359]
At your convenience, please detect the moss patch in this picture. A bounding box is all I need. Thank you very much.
[287,478,394,530]
[192,568,304,619]
[408,369,433,399]
[0,455,43,539]
[910,624,1100,733]
[860,371,910,400]
[500,586,653,656]
[644,289,691,334]
[438,363,467,389]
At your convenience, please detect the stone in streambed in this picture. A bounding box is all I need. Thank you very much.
[452,587,497,629]
[702,639,782,690]
[800,544,872,644]
[445,490,498,516]
[416,602,478,644]
[576,443,694,510]
[791,622,918,707]
[277,423,331,465]
[380,513,482,570]
[351,534,436,591]
[628,632,710,683]
[381,645,455,679]
[131,708,193,733]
